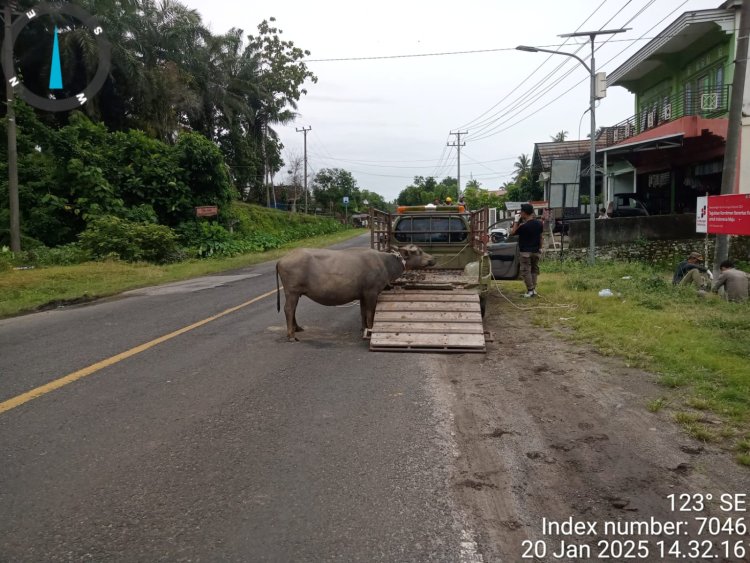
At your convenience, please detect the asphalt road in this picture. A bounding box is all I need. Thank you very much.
[0,235,474,562]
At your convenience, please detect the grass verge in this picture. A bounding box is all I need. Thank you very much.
[0,229,363,318]
[526,259,750,460]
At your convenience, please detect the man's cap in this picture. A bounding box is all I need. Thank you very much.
[445,197,453,203]
[688,252,704,261]
[520,203,534,214]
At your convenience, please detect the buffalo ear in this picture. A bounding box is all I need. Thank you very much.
[398,246,410,258]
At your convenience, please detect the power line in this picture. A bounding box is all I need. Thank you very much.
[469,0,688,142]
[466,0,646,139]
[459,0,611,131]
[467,0,660,142]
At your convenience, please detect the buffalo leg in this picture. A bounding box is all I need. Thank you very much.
[359,300,369,331]
[362,292,379,330]
[284,292,301,341]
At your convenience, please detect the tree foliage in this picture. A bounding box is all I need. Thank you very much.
[1,106,234,245]
[1,2,317,205]
[396,176,458,206]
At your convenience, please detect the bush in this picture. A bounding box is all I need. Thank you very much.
[30,243,92,266]
[79,216,178,263]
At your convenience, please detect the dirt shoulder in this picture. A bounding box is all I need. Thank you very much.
[428,292,749,562]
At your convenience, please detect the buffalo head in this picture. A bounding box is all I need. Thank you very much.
[399,244,436,269]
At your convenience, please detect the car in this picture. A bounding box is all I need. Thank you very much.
[488,219,513,243]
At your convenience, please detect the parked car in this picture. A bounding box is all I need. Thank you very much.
[488,219,513,243]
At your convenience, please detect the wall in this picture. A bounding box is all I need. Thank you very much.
[567,214,699,247]
[552,236,750,267]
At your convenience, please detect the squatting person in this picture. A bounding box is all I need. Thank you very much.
[712,260,749,303]
[673,251,710,289]
[511,203,543,298]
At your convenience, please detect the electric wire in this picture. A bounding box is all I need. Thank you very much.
[467,0,652,141]
[469,0,674,142]
[463,0,640,137]
[458,0,610,131]
[464,0,620,133]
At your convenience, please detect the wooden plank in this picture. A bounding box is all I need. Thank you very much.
[378,293,479,303]
[376,301,481,312]
[383,289,478,295]
[374,311,482,323]
[371,322,484,334]
[370,332,486,348]
[370,346,485,353]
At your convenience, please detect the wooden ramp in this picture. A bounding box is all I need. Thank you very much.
[369,289,486,353]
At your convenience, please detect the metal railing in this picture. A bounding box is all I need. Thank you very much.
[602,84,731,146]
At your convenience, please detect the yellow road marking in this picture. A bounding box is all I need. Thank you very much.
[0,288,279,416]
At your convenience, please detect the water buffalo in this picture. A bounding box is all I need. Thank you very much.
[276,245,435,341]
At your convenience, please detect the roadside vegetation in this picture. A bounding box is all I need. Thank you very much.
[0,219,360,318]
[514,259,749,465]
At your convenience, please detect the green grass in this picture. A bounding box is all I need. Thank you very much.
[0,229,363,318]
[647,397,667,412]
[529,259,750,459]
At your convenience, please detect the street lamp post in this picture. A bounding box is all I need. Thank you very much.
[517,28,627,265]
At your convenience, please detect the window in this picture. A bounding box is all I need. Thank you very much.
[715,66,724,106]
[394,216,468,243]
[684,82,693,115]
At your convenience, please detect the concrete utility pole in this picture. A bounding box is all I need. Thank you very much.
[296,126,311,213]
[448,130,466,196]
[518,26,628,265]
[3,0,20,252]
[714,0,750,271]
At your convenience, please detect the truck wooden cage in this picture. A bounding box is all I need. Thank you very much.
[366,206,492,353]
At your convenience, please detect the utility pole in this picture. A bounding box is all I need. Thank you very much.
[448,130,467,197]
[714,0,750,271]
[520,27,628,264]
[3,0,20,252]
[296,126,311,213]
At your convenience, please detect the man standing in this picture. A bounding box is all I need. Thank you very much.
[712,260,749,302]
[511,203,543,297]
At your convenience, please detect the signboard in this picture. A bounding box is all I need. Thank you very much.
[343,196,349,205]
[704,194,750,235]
[195,206,218,218]
[550,183,580,208]
[695,196,708,234]
[505,201,523,211]
[550,159,581,184]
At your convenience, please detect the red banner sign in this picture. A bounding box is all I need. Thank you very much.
[706,194,750,235]
[195,206,219,218]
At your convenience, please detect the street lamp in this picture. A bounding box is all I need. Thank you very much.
[517,28,628,264]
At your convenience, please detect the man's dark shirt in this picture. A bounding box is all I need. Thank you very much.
[673,261,704,285]
[516,219,543,253]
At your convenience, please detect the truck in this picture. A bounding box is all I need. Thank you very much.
[368,204,520,353]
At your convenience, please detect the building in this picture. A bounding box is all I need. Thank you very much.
[602,0,745,215]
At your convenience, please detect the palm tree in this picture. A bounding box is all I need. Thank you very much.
[551,130,569,142]
[513,154,531,183]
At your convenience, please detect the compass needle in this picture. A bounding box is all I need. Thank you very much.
[49,26,63,90]
[2,2,111,112]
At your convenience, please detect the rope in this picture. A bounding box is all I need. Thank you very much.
[481,253,577,312]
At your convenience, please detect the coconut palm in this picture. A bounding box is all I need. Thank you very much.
[513,154,531,183]
[551,130,569,142]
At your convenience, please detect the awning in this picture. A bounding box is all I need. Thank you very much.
[598,133,684,156]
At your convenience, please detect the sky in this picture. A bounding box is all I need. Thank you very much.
[184,0,723,201]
